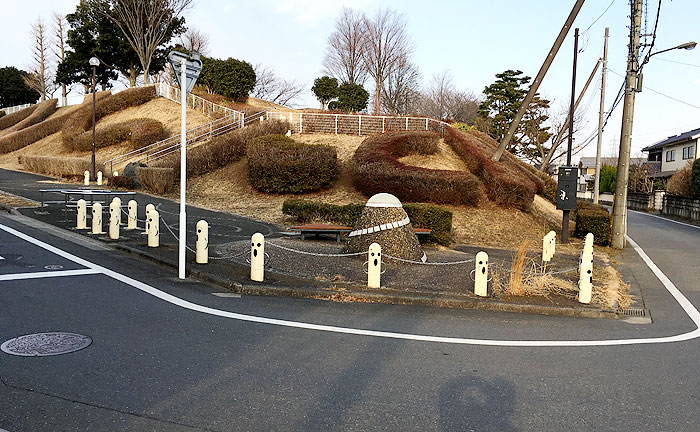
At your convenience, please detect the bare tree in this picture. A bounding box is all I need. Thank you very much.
[52,12,69,106]
[538,102,587,171]
[252,64,304,106]
[323,7,367,85]
[25,17,54,101]
[179,27,210,55]
[381,56,421,115]
[361,8,412,114]
[413,71,480,122]
[105,0,193,85]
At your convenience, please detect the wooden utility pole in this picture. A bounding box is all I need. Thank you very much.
[561,28,579,244]
[611,0,642,249]
[492,0,585,162]
[593,27,609,204]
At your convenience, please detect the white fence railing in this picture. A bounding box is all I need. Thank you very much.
[1,103,32,115]
[265,111,451,136]
[155,82,245,122]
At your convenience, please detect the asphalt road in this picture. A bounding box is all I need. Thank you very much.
[1,205,700,431]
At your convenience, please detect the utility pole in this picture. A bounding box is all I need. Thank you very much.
[492,0,585,162]
[561,28,579,244]
[611,0,642,249]
[594,27,609,204]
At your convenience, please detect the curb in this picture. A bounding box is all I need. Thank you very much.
[116,244,619,319]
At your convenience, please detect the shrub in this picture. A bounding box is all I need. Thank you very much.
[443,127,536,209]
[0,104,38,131]
[10,99,57,132]
[110,175,135,189]
[199,57,256,102]
[334,82,369,112]
[574,201,611,246]
[154,119,289,178]
[0,111,4,119]
[598,165,617,193]
[690,159,700,199]
[282,199,453,245]
[352,131,482,206]
[137,167,175,194]
[666,162,692,197]
[248,134,338,193]
[17,155,96,177]
[66,118,166,152]
[61,87,155,147]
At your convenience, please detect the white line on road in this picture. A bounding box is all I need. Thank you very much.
[0,268,101,281]
[1,222,699,347]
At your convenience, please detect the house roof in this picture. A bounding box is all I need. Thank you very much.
[578,157,645,167]
[641,126,700,152]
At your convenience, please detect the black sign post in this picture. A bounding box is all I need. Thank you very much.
[557,166,578,243]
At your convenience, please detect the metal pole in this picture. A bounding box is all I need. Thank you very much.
[492,0,585,161]
[179,57,187,279]
[611,0,642,249]
[562,28,579,244]
[91,66,96,181]
[594,27,609,204]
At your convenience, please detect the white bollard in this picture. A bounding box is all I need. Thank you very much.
[148,210,159,247]
[474,251,489,297]
[76,199,87,229]
[549,230,556,258]
[127,200,137,230]
[144,203,155,234]
[113,171,118,177]
[91,203,103,234]
[542,232,552,262]
[250,233,265,282]
[196,220,208,264]
[109,200,119,240]
[367,242,382,289]
[112,197,122,225]
[84,170,90,186]
[583,232,594,255]
[578,259,593,304]
[97,171,103,186]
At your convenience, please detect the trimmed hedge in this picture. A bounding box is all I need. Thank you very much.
[61,87,155,148]
[154,119,289,178]
[248,134,338,193]
[17,155,97,177]
[444,127,536,210]
[351,131,482,206]
[0,111,5,119]
[0,104,38,131]
[110,175,135,189]
[691,158,700,199]
[7,99,57,133]
[282,198,453,245]
[574,201,611,246]
[137,167,175,194]
[66,118,166,151]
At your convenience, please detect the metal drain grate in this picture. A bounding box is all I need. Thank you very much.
[620,308,648,317]
[1,332,92,357]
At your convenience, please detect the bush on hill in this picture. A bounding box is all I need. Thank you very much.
[351,131,482,206]
[18,155,97,177]
[248,134,338,193]
[0,104,39,131]
[10,99,57,132]
[66,118,166,151]
[138,167,175,194]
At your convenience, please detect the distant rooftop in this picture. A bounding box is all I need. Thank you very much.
[641,126,700,152]
[578,157,645,167]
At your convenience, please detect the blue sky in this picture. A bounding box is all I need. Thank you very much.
[3,0,700,161]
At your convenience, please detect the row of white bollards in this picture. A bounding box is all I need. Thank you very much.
[76,198,210,263]
[83,170,104,186]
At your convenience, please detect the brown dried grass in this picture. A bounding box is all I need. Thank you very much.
[17,155,98,177]
[507,240,528,295]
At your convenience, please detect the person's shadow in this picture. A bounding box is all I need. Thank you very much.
[438,375,517,431]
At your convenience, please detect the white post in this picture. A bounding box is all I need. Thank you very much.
[367,243,381,288]
[358,115,362,136]
[91,203,103,234]
[335,115,338,134]
[542,232,553,262]
[179,56,187,279]
[109,199,119,240]
[474,251,489,297]
[382,117,385,133]
[578,233,594,304]
[145,203,155,234]
[550,230,557,257]
[425,118,429,130]
[196,220,208,264]
[299,114,302,134]
[113,197,122,225]
[250,233,265,282]
[127,200,137,230]
[113,171,118,177]
[76,199,87,229]
[405,117,408,130]
[97,171,102,186]
[148,210,160,248]
[84,171,90,186]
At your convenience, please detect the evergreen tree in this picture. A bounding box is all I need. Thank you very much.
[0,67,40,106]
[311,76,338,110]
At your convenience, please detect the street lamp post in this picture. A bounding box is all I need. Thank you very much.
[89,56,100,182]
[610,1,695,249]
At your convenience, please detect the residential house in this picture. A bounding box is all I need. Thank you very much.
[641,126,700,178]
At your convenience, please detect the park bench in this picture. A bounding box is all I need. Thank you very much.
[291,223,431,243]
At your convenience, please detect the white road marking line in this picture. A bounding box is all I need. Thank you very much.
[0,268,101,281]
[629,209,700,231]
[1,223,699,347]
[0,255,4,259]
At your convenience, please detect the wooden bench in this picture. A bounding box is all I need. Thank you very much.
[291,224,432,242]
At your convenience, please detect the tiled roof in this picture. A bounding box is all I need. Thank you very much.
[641,127,700,152]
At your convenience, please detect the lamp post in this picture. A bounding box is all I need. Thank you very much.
[610,2,696,249]
[89,56,100,182]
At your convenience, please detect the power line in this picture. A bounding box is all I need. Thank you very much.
[607,67,700,110]
[653,57,700,68]
[585,0,616,33]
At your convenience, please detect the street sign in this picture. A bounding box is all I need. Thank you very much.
[556,166,578,210]
[168,51,202,94]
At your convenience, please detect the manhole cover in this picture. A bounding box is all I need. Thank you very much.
[44,265,64,270]
[1,332,92,357]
